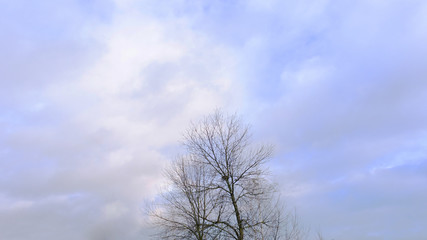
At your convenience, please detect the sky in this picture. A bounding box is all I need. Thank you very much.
[1,0,427,239]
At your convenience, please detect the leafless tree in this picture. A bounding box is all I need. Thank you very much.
[150,155,223,240]
[150,111,307,240]
[182,111,282,240]
[281,208,309,240]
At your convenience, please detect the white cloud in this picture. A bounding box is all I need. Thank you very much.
[2,0,427,239]
[0,1,241,239]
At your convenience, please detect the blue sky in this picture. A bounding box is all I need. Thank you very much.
[1,0,427,239]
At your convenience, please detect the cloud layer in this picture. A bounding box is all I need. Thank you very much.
[1,0,427,239]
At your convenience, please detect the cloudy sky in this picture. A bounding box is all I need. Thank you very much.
[1,0,427,239]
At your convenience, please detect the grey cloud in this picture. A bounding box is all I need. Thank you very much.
[0,1,240,239]
[176,1,427,239]
[2,0,427,239]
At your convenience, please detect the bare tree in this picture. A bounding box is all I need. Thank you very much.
[150,155,221,240]
[316,231,324,240]
[182,111,281,240]
[151,111,307,240]
[281,208,309,240]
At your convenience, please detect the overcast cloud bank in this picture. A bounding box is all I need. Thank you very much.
[1,1,427,239]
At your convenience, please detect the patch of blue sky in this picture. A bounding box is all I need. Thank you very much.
[369,147,427,175]
[0,0,113,44]
[76,0,115,23]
